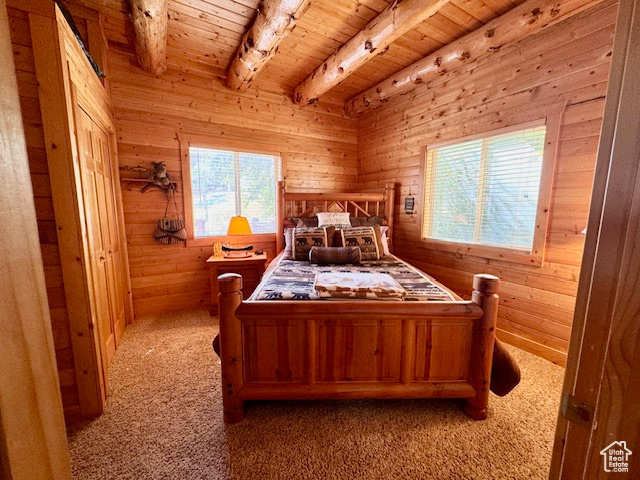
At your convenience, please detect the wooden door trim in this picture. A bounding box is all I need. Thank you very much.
[30,9,105,417]
[549,0,640,477]
[59,6,134,327]
[0,1,72,477]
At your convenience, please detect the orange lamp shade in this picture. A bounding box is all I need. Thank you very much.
[227,216,252,235]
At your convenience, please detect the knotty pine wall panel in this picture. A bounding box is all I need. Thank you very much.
[107,48,358,316]
[356,1,617,365]
[8,7,79,414]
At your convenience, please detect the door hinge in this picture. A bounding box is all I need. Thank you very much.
[561,392,592,429]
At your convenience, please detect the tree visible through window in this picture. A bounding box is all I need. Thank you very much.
[422,123,546,251]
[189,147,282,237]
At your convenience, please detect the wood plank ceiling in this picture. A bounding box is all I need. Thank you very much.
[72,0,527,107]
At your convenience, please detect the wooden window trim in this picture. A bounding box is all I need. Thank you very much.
[178,133,284,247]
[419,106,565,267]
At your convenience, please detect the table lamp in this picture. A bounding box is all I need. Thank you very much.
[222,216,254,257]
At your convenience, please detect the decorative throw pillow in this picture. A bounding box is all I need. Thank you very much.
[293,227,330,261]
[380,226,391,257]
[309,246,361,265]
[317,211,351,228]
[339,225,384,260]
[283,227,295,259]
[349,216,387,227]
[284,218,298,229]
[293,217,319,228]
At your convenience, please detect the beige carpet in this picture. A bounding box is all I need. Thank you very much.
[67,309,565,480]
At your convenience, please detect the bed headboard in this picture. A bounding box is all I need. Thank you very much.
[276,181,396,253]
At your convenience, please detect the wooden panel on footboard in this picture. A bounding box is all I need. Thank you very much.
[217,273,499,423]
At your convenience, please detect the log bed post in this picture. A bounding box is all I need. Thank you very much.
[464,274,500,420]
[276,180,286,253]
[384,182,396,253]
[218,273,245,423]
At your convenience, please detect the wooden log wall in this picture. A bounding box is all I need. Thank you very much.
[108,46,358,316]
[357,0,617,365]
[7,7,79,416]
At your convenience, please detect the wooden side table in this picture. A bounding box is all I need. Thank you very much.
[206,253,267,315]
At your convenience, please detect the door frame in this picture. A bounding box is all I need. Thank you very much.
[0,0,72,477]
[549,0,640,477]
[30,4,106,418]
[28,2,133,418]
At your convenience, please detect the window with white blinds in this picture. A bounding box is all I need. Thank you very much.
[189,147,282,237]
[422,122,547,251]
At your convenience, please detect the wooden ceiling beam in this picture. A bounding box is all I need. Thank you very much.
[129,0,168,75]
[226,0,312,93]
[345,0,608,115]
[293,0,452,106]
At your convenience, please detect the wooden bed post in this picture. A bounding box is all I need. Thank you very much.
[464,273,500,420]
[276,180,286,253]
[384,182,396,253]
[218,273,245,423]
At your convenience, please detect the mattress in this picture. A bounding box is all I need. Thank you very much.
[248,252,458,302]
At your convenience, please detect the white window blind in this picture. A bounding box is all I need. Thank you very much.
[189,147,282,237]
[423,123,546,250]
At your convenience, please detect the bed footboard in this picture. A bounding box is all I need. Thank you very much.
[217,273,499,423]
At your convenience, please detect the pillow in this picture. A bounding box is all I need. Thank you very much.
[380,226,391,257]
[284,226,336,259]
[309,246,361,265]
[349,216,388,227]
[283,227,295,260]
[339,225,385,260]
[293,227,332,261]
[293,217,318,228]
[294,223,336,246]
[284,218,297,229]
[317,212,351,228]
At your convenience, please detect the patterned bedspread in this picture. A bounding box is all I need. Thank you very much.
[249,254,457,302]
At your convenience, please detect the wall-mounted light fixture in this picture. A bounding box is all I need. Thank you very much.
[404,188,415,215]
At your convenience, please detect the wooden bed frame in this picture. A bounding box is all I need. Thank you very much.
[217,182,500,423]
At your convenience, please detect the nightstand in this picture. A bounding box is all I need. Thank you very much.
[206,253,267,315]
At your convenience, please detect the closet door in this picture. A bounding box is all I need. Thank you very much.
[75,103,125,379]
[91,121,126,347]
[75,105,114,379]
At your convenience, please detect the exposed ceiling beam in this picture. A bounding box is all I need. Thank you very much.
[227,0,311,93]
[129,0,168,75]
[345,0,607,115]
[293,0,452,106]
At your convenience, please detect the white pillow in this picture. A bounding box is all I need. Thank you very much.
[380,226,391,257]
[317,211,351,228]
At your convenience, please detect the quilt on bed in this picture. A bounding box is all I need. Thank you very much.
[250,255,456,301]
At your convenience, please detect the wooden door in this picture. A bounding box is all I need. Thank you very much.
[549,0,640,477]
[91,120,126,347]
[75,105,115,378]
[74,101,126,381]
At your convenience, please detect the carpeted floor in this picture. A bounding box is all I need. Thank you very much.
[67,309,565,480]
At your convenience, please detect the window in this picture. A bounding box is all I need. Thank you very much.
[188,146,282,237]
[422,121,549,256]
